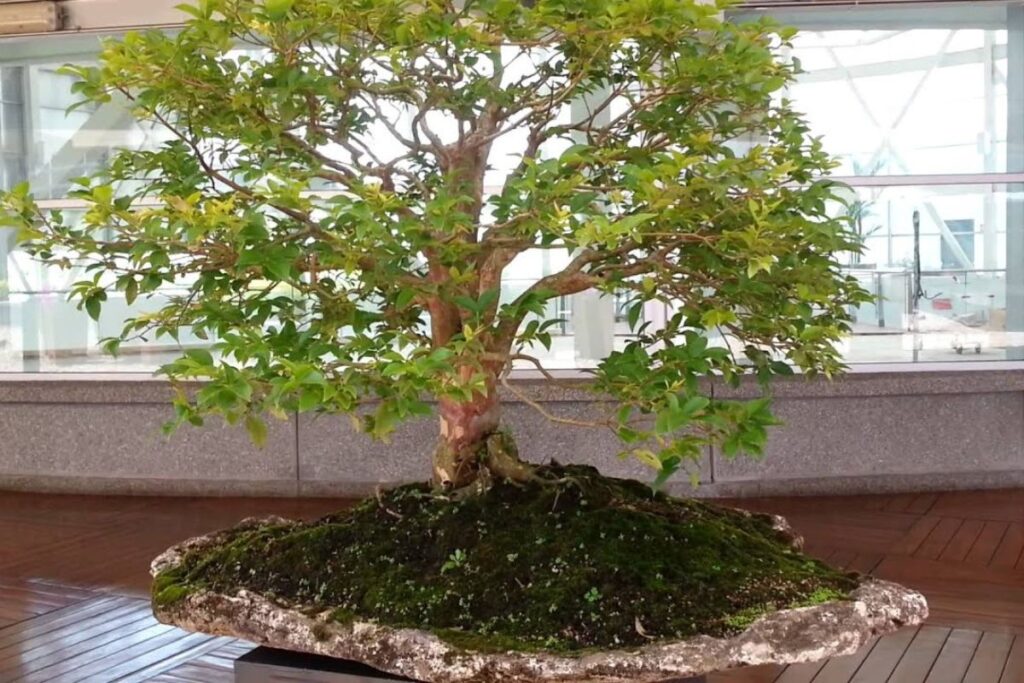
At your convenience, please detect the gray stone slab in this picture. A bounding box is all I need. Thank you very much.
[297,412,433,492]
[0,377,183,404]
[712,392,1024,482]
[0,473,298,497]
[297,401,711,496]
[712,367,1024,400]
[0,369,1022,498]
[688,469,1024,499]
[0,403,297,483]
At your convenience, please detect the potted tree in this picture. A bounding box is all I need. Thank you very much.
[0,0,926,680]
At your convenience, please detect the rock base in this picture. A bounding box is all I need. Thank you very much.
[152,522,928,682]
[234,647,710,683]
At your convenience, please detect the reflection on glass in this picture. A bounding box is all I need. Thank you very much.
[0,34,173,201]
[4,20,1024,371]
[735,3,1022,175]
[838,184,1024,362]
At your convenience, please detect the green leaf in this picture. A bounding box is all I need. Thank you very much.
[611,212,658,234]
[626,302,644,330]
[632,448,661,470]
[680,395,710,418]
[84,296,102,321]
[559,144,592,163]
[652,455,682,490]
[655,404,689,434]
[701,308,735,328]
[185,348,214,366]
[245,414,268,447]
[264,0,294,20]
[395,288,416,311]
[382,363,406,377]
[747,255,774,278]
[617,426,642,443]
[124,278,139,306]
[298,388,322,411]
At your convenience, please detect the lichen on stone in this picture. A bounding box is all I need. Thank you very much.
[152,464,860,654]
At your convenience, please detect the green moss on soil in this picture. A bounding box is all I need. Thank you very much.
[153,464,859,653]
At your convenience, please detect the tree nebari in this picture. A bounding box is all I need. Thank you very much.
[433,385,535,490]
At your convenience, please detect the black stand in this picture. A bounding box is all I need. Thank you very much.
[235,647,415,682]
[235,646,708,682]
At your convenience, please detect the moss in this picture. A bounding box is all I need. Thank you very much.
[722,605,773,631]
[153,574,195,607]
[152,464,859,653]
[798,586,850,607]
[719,586,851,631]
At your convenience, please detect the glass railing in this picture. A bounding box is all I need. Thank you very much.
[3,268,1023,373]
[840,267,1024,363]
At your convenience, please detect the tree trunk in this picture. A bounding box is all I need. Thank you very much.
[432,382,536,490]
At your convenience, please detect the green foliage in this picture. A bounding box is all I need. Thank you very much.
[0,0,869,480]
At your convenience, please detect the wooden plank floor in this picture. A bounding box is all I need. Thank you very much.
[0,489,1021,682]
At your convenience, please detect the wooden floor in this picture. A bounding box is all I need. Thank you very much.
[0,489,1021,682]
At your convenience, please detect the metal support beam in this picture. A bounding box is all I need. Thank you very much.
[28,94,136,199]
[983,29,998,269]
[569,90,616,365]
[1006,5,1024,359]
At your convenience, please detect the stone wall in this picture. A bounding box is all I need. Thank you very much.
[1,365,1022,497]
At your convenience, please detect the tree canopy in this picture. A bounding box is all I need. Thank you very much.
[0,0,868,487]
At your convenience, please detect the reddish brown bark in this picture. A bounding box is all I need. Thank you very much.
[432,377,501,489]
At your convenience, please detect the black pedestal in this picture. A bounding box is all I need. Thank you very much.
[235,647,415,682]
[235,646,708,683]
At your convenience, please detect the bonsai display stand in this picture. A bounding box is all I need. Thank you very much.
[234,647,708,682]
[236,647,416,681]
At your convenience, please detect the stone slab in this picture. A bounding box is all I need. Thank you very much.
[712,392,1024,483]
[0,368,1022,497]
[234,647,709,683]
[712,366,1024,400]
[0,403,297,483]
[297,402,712,494]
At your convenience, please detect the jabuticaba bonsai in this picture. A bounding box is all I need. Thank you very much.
[6,0,927,673]
[153,464,859,654]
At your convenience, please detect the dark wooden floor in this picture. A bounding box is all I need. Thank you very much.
[0,489,1021,682]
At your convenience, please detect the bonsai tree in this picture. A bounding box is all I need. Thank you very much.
[2,1,932,667]
[1,0,866,491]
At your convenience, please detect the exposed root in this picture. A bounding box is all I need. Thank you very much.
[434,430,545,499]
[375,485,405,520]
[478,432,539,485]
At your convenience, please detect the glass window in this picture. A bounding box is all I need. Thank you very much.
[4,6,1024,372]
[833,183,1024,362]
[736,3,1023,176]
